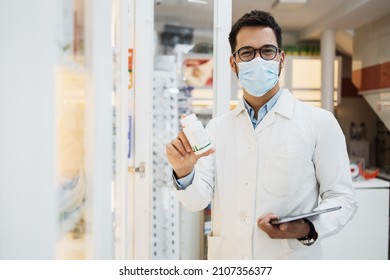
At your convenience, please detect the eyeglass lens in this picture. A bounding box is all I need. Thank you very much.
[237,45,279,61]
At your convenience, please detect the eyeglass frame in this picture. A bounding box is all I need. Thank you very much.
[232,44,282,62]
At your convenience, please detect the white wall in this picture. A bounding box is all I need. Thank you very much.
[353,13,390,70]
[0,1,58,259]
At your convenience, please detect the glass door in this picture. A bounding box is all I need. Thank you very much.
[56,0,114,259]
[56,0,88,259]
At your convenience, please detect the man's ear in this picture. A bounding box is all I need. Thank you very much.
[230,56,239,78]
[278,51,285,77]
[280,51,285,68]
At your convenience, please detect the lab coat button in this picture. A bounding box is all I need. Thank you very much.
[244,217,251,224]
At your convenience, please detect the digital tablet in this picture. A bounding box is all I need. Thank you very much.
[270,206,342,225]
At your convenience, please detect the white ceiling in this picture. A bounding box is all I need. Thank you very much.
[154,0,390,55]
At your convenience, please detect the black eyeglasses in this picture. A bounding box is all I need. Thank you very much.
[232,45,281,62]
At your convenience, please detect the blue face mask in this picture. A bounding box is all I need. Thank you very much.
[238,57,279,97]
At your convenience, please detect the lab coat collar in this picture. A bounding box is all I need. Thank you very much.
[233,88,295,120]
[274,88,295,119]
[232,99,246,117]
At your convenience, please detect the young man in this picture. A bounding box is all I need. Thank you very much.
[166,10,357,259]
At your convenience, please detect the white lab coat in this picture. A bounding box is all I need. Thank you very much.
[174,89,357,259]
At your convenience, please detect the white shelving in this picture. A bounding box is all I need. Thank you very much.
[151,70,181,259]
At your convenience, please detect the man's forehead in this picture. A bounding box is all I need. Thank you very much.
[236,27,277,45]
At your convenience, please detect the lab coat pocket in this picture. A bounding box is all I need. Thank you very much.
[207,233,224,260]
[262,150,304,197]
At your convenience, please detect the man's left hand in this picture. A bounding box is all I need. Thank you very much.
[257,213,310,239]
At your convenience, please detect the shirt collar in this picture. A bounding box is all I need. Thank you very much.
[233,88,295,120]
[242,88,282,127]
[243,89,282,116]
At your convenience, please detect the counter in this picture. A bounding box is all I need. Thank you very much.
[353,178,390,189]
[322,178,389,259]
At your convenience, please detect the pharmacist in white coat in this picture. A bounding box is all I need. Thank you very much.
[166,10,357,260]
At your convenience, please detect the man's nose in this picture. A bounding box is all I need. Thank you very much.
[254,49,262,58]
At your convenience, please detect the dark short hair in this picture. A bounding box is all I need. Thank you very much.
[228,10,282,54]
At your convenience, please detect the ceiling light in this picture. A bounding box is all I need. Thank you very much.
[272,0,307,10]
[187,0,208,4]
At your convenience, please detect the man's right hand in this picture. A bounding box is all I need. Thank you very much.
[165,130,214,178]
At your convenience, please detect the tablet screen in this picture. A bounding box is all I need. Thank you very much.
[270,206,342,225]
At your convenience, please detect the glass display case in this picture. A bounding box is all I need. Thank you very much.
[0,0,231,260]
